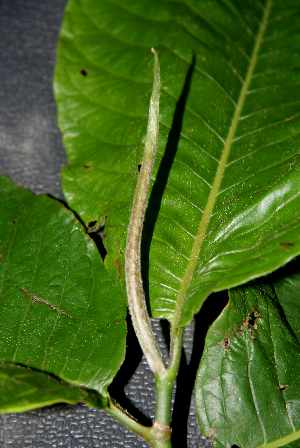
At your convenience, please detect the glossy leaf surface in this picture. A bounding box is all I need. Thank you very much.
[55,0,300,326]
[0,362,106,413]
[0,176,127,399]
[196,265,300,448]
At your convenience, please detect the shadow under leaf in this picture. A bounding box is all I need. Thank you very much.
[171,289,229,448]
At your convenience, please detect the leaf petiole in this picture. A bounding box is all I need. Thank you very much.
[104,395,172,448]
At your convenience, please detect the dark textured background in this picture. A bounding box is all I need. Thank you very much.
[0,0,226,446]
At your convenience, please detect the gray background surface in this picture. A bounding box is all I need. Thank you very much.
[0,0,226,446]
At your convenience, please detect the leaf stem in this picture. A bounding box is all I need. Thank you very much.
[105,396,172,447]
[105,396,153,443]
[168,327,184,376]
[125,48,166,377]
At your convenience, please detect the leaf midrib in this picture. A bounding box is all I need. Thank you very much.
[172,0,273,328]
[256,427,300,448]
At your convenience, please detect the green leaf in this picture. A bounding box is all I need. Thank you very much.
[54,0,300,326]
[0,176,127,400]
[195,268,300,448]
[272,259,300,341]
[0,361,106,413]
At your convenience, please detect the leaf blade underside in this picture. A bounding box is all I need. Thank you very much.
[0,362,106,413]
[0,176,127,402]
[55,0,300,326]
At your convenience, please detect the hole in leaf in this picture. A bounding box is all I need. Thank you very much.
[80,68,88,77]
[12,219,16,224]
[231,445,240,448]
[88,220,97,228]
[248,311,256,326]
[247,309,261,327]
[245,309,261,340]
[138,163,141,172]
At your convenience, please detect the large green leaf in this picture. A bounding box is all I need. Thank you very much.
[0,176,127,402]
[55,0,300,326]
[195,266,300,448]
[0,362,106,413]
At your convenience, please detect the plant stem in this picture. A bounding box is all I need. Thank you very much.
[154,327,183,427]
[155,374,174,428]
[125,48,165,377]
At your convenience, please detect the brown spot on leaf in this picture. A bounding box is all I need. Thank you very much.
[83,164,90,168]
[225,309,261,347]
[16,285,30,297]
[32,293,57,310]
[207,427,216,441]
[114,257,123,279]
[18,286,79,322]
[0,254,2,261]
[79,388,88,398]
[60,309,79,322]
[32,294,79,322]
[223,337,229,351]
[280,242,294,247]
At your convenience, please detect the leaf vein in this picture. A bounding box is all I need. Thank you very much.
[172,0,273,328]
